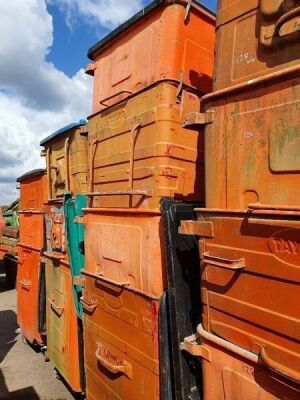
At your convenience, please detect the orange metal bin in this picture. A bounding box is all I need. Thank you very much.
[17,246,44,345]
[83,208,165,297]
[88,80,205,209]
[181,325,300,400]
[44,253,83,393]
[213,0,300,91]
[198,75,300,210]
[86,0,215,113]
[40,121,88,200]
[189,1,300,210]
[17,168,47,250]
[180,209,300,390]
[18,212,44,250]
[44,200,83,392]
[81,271,160,400]
[16,169,47,345]
[18,169,47,211]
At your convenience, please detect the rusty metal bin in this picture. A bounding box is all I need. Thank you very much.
[45,201,68,260]
[16,169,47,345]
[17,245,45,345]
[17,169,47,211]
[198,75,300,209]
[183,326,300,400]
[88,80,205,209]
[18,213,44,250]
[87,0,215,113]
[81,270,160,400]
[213,0,300,91]
[180,209,300,390]
[45,253,83,393]
[40,121,88,200]
[17,169,47,250]
[83,208,165,297]
[192,1,300,210]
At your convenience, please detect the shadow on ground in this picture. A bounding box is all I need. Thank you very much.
[0,310,18,364]
[0,370,40,400]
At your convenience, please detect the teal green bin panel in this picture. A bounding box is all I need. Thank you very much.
[64,193,87,319]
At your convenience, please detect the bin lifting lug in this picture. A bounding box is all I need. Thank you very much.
[182,111,215,130]
[179,220,214,237]
[180,335,212,362]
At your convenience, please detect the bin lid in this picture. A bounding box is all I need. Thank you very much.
[40,119,87,146]
[17,169,46,183]
[88,0,216,60]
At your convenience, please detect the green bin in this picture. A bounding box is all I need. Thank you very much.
[64,193,87,319]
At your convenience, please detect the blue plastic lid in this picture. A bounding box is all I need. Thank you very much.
[40,120,87,146]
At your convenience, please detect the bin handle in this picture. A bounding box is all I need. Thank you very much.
[48,298,64,316]
[44,252,65,261]
[260,347,300,383]
[64,137,70,192]
[18,257,26,265]
[247,218,300,227]
[20,279,31,289]
[129,122,142,194]
[203,252,246,270]
[96,274,130,287]
[88,122,142,205]
[274,6,300,36]
[100,90,133,107]
[262,6,300,46]
[95,346,132,378]
[80,297,98,313]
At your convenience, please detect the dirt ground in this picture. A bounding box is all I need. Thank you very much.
[0,264,78,400]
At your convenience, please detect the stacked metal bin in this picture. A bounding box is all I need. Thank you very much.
[180,0,300,399]
[16,169,48,346]
[81,1,215,399]
[40,120,88,393]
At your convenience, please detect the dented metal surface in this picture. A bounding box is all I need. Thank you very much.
[44,195,83,392]
[214,0,300,90]
[197,0,300,211]
[193,209,300,390]
[41,122,88,200]
[88,80,205,209]
[17,246,45,346]
[83,208,165,297]
[203,76,300,209]
[16,169,48,346]
[81,270,160,400]
[199,336,300,400]
[45,254,82,393]
[87,1,215,113]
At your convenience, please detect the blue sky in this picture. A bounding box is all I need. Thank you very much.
[46,0,217,77]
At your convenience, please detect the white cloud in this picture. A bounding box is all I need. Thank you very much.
[0,0,92,205]
[47,0,144,30]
